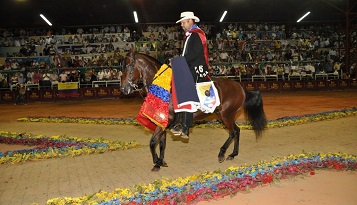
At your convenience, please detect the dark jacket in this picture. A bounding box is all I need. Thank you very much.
[183,32,208,82]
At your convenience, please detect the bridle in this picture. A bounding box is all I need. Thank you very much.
[124,53,143,92]
[123,53,171,97]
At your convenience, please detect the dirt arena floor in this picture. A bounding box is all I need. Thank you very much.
[0,90,357,205]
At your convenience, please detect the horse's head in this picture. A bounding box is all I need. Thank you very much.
[120,52,142,95]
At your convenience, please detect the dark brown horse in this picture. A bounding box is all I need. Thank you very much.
[120,52,267,171]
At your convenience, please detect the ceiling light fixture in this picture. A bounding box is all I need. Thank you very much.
[40,14,52,26]
[219,11,227,22]
[297,11,310,23]
[133,11,139,23]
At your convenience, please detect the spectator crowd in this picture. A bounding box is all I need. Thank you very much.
[0,21,356,90]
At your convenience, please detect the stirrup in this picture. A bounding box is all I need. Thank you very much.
[170,124,182,136]
[180,133,189,139]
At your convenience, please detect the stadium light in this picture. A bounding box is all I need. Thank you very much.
[297,11,310,23]
[133,11,139,23]
[40,14,52,26]
[219,11,227,22]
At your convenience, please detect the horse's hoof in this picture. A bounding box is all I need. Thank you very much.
[218,156,225,163]
[226,156,234,161]
[151,166,160,172]
[162,161,168,167]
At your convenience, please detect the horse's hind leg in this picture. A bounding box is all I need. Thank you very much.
[226,124,240,161]
[149,127,167,171]
[218,130,235,163]
[217,112,240,163]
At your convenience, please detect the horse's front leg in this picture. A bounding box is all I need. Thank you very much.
[149,127,167,171]
[159,131,168,167]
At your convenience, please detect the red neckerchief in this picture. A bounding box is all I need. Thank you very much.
[186,28,209,67]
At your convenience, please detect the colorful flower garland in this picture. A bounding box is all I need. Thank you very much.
[5,109,357,204]
[45,152,356,205]
[0,131,143,165]
[17,117,140,126]
[195,107,357,129]
[17,107,357,130]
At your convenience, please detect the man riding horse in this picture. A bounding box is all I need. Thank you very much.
[120,12,267,171]
[169,11,210,139]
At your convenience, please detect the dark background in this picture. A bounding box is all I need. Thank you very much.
[0,0,355,28]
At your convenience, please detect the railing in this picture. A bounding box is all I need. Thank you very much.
[9,83,40,91]
[92,80,121,87]
[315,73,339,80]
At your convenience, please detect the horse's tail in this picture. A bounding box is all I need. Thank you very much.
[243,90,267,139]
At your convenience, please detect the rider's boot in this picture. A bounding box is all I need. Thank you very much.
[168,112,183,135]
[180,124,190,139]
[180,112,193,139]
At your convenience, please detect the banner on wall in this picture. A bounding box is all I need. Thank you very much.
[281,81,292,90]
[267,82,281,91]
[58,82,79,97]
[81,88,97,98]
[291,81,304,90]
[256,82,269,91]
[27,90,41,101]
[96,87,111,98]
[0,91,14,102]
[304,81,316,90]
[241,82,256,91]
[316,80,328,90]
[41,90,56,101]
[351,79,357,89]
[339,79,350,88]
[327,79,339,89]
[111,87,122,97]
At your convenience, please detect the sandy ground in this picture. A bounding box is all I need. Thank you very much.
[0,90,356,205]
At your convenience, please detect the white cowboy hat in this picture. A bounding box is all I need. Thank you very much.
[176,11,200,23]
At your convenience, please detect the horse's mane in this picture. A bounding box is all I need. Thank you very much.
[135,52,162,71]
